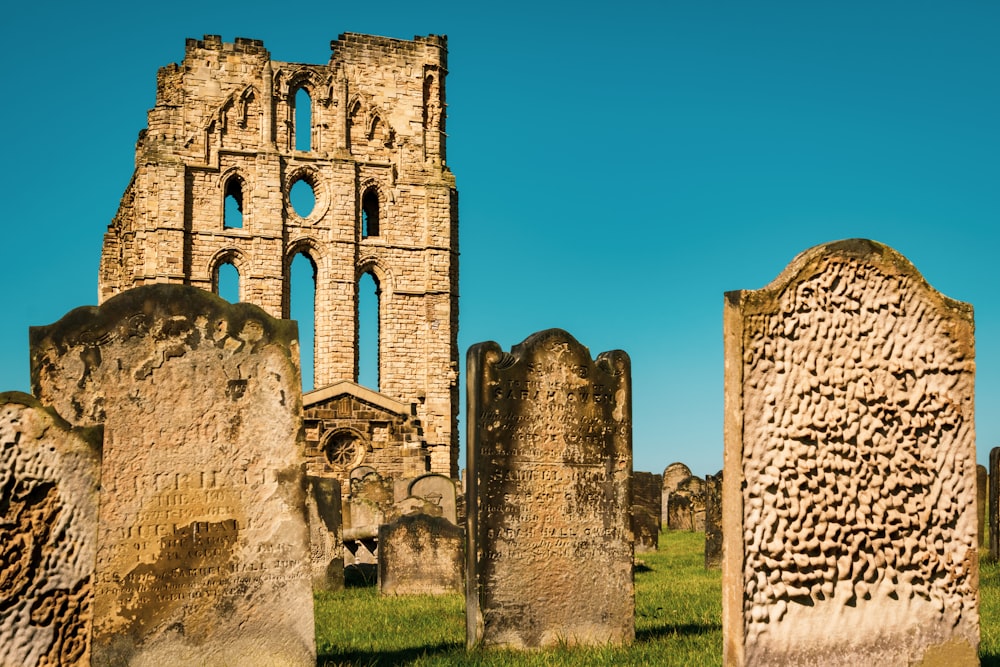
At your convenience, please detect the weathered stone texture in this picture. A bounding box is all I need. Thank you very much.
[307,476,343,592]
[632,471,661,553]
[98,33,459,478]
[467,329,634,649]
[979,464,988,549]
[991,447,1000,559]
[0,393,101,667]
[723,239,978,666]
[30,284,316,666]
[378,514,464,596]
[661,461,691,524]
[667,475,706,531]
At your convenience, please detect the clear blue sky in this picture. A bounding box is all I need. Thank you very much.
[2,1,998,478]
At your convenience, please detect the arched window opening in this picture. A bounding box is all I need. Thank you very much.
[290,253,316,391]
[224,177,244,229]
[357,271,380,390]
[294,87,312,152]
[362,189,380,238]
[216,262,240,303]
[290,178,316,218]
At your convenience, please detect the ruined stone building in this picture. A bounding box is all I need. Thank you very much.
[98,33,459,482]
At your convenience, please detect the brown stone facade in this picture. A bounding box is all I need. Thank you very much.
[98,33,459,477]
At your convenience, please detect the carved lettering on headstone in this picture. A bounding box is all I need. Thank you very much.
[0,393,101,667]
[467,329,633,649]
[307,476,343,592]
[30,285,316,666]
[378,514,464,596]
[723,239,978,666]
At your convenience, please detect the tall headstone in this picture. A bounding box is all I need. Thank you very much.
[991,447,1000,559]
[704,470,723,570]
[667,475,705,531]
[661,462,692,524]
[723,239,978,666]
[30,284,316,666]
[378,514,464,596]
[307,476,343,592]
[978,464,988,549]
[467,329,633,649]
[632,471,661,553]
[0,393,102,666]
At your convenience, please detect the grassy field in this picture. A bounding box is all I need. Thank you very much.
[317,531,998,666]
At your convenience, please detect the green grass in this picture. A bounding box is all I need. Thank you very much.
[317,532,1000,666]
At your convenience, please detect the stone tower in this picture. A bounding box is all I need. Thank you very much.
[98,33,459,477]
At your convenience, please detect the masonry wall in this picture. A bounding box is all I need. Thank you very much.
[99,33,459,476]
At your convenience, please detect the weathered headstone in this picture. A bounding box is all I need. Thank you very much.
[467,329,633,649]
[723,239,978,666]
[991,447,1000,559]
[30,284,316,666]
[978,464,988,549]
[632,471,661,553]
[408,473,458,524]
[0,392,102,666]
[704,470,723,569]
[667,475,705,531]
[307,476,343,592]
[378,514,464,596]
[661,462,692,524]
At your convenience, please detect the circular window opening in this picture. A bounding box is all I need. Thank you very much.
[322,429,366,470]
[290,178,316,218]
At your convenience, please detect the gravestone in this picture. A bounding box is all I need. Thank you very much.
[667,475,705,531]
[0,392,102,666]
[704,471,723,569]
[723,239,978,666]
[307,476,343,591]
[661,462,692,524]
[467,329,633,649]
[632,471,661,553]
[378,514,464,595]
[408,473,458,524]
[979,465,988,549]
[30,284,316,666]
[991,447,1000,559]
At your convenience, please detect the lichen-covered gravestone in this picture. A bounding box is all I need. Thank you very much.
[723,239,978,666]
[467,329,633,649]
[0,392,101,666]
[307,476,343,592]
[704,470,723,570]
[30,284,316,666]
[632,471,661,553]
[661,461,692,525]
[667,475,705,531]
[378,513,464,596]
[991,447,1000,559]
[978,465,988,549]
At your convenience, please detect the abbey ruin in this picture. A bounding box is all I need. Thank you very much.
[98,33,459,483]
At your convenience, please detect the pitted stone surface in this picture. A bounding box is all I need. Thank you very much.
[378,513,463,596]
[661,461,691,524]
[723,239,978,666]
[632,471,661,553]
[704,471,723,569]
[30,284,316,666]
[467,329,633,649]
[0,393,101,667]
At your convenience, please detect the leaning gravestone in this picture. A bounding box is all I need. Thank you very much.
[467,329,633,649]
[378,513,464,596]
[30,284,316,666]
[704,470,723,569]
[723,239,978,666]
[632,471,661,553]
[0,392,102,666]
[661,462,692,524]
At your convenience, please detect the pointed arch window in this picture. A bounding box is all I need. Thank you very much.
[224,176,244,229]
[362,188,380,238]
[294,87,312,152]
[357,271,380,390]
[289,252,317,390]
[215,261,240,303]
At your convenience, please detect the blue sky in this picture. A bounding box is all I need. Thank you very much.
[2,1,997,478]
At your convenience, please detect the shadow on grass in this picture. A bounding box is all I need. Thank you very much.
[318,640,462,666]
[981,655,1000,666]
[344,563,378,588]
[636,622,721,642]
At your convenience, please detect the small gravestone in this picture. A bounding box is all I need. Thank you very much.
[0,392,102,666]
[668,475,705,531]
[307,476,343,591]
[408,473,458,524]
[978,465,988,549]
[661,462,692,524]
[991,447,1000,559]
[378,514,464,595]
[632,471,661,552]
[704,471,723,569]
[723,239,978,666]
[30,285,316,666]
[467,329,633,649]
